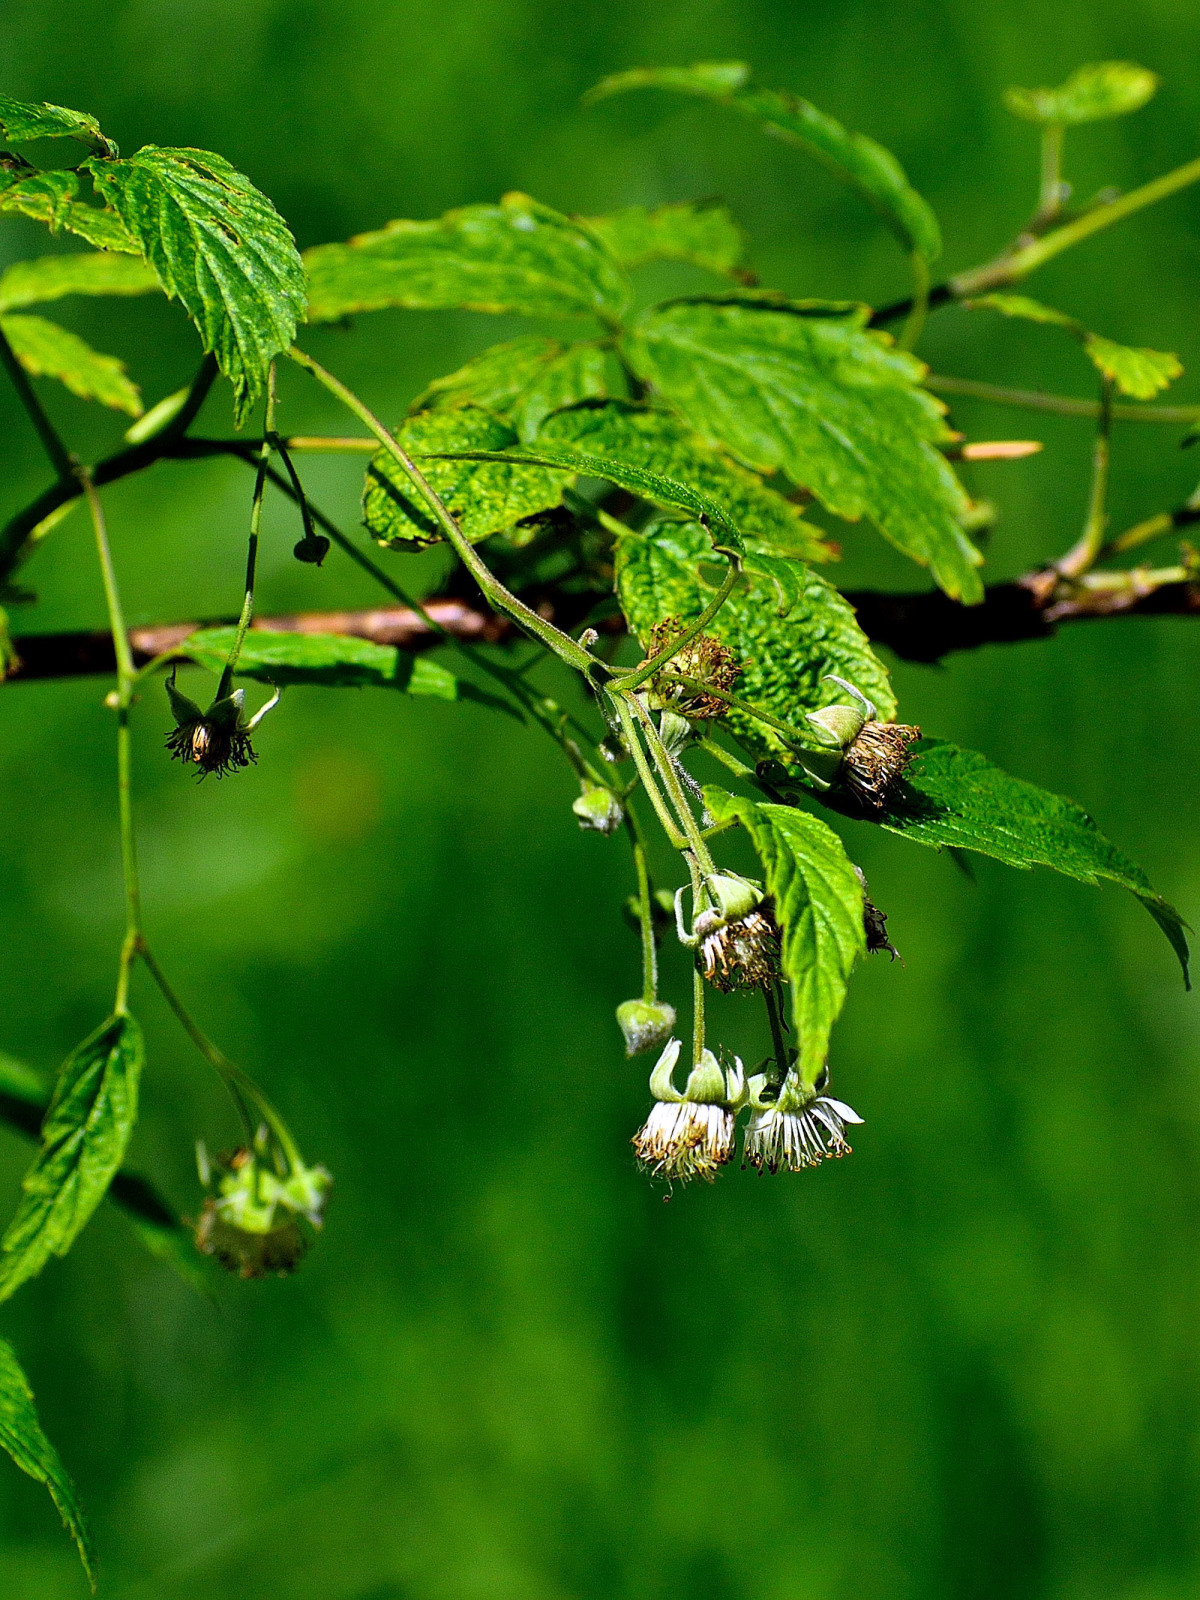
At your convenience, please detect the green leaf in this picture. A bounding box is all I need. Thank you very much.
[862,739,1190,982]
[0,93,115,155]
[411,336,610,442]
[586,62,752,102]
[0,251,160,313]
[616,517,894,758]
[538,398,832,562]
[1,313,142,415]
[580,201,751,279]
[364,408,568,549]
[704,788,865,1080]
[586,63,940,263]
[86,147,306,424]
[0,167,137,252]
[181,626,503,710]
[1004,62,1158,125]
[305,192,630,325]
[0,1014,144,1303]
[965,295,1182,401]
[1083,336,1182,401]
[0,1339,95,1588]
[0,1053,205,1293]
[623,300,982,601]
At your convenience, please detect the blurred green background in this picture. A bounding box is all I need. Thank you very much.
[2,1,1200,1596]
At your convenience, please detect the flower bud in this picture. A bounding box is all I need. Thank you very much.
[657,710,694,759]
[806,702,868,748]
[572,783,624,834]
[193,1140,332,1279]
[616,998,677,1057]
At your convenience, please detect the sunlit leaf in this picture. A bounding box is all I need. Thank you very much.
[1004,62,1158,125]
[616,517,894,759]
[305,193,630,324]
[581,200,751,279]
[182,625,506,711]
[704,787,865,1080]
[0,1013,144,1302]
[623,300,982,600]
[539,398,832,561]
[837,739,1189,983]
[0,1339,95,1588]
[0,167,137,252]
[364,407,568,549]
[87,146,306,424]
[1,312,142,415]
[586,62,940,262]
[411,336,610,441]
[0,93,115,155]
[0,251,159,313]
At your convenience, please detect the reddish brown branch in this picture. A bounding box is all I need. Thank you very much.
[5,573,1200,683]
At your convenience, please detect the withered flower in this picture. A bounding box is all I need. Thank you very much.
[165,674,279,780]
[646,616,740,720]
[841,720,921,812]
[696,902,781,991]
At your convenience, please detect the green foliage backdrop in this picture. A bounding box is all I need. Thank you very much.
[2,1,1200,1597]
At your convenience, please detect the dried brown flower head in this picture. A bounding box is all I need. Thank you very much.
[166,714,257,779]
[647,616,740,719]
[194,1199,307,1279]
[841,721,920,811]
[696,904,781,991]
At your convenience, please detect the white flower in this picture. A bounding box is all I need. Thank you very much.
[631,1039,745,1185]
[742,1095,863,1173]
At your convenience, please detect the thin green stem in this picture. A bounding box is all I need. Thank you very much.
[691,965,706,1069]
[279,435,375,452]
[697,737,757,782]
[286,346,597,676]
[658,671,820,748]
[951,153,1200,298]
[80,469,141,1014]
[630,827,658,1004]
[1035,123,1065,226]
[613,696,688,850]
[0,319,74,481]
[1057,378,1114,579]
[218,368,276,698]
[630,695,717,874]
[899,251,930,352]
[925,373,1200,423]
[611,560,741,692]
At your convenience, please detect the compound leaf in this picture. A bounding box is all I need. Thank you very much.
[305,193,630,324]
[87,146,306,424]
[411,336,610,441]
[539,399,832,561]
[0,1013,144,1303]
[0,1339,95,1588]
[0,93,115,155]
[864,739,1189,982]
[1,313,142,415]
[1004,62,1158,125]
[580,200,751,279]
[0,251,160,313]
[364,407,568,549]
[587,63,940,263]
[704,787,865,1079]
[624,300,982,600]
[616,517,894,757]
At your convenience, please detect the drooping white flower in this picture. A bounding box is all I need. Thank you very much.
[631,1039,745,1185]
[742,1094,863,1174]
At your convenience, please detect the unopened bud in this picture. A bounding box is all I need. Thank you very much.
[572,784,624,834]
[616,998,677,1057]
[293,534,331,565]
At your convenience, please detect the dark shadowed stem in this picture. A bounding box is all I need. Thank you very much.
[218,367,276,698]
[763,983,790,1079]
[0,319,74,481]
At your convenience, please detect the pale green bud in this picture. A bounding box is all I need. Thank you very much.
[700,872,762,928]
[572,784,624,834]
[616,998,677,1057]
[806,702,867,748]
